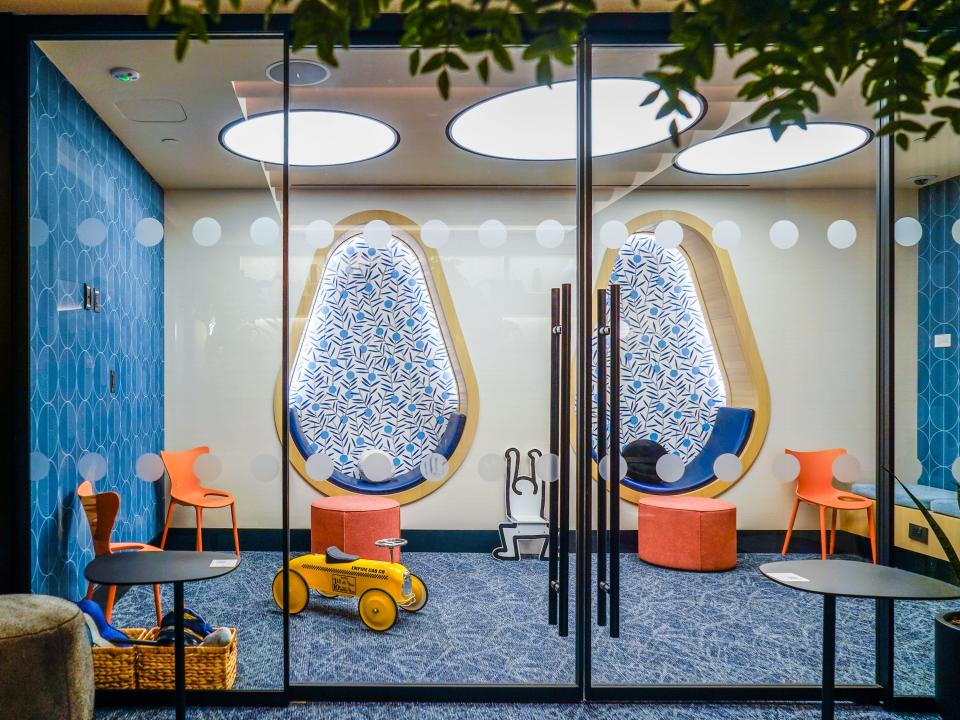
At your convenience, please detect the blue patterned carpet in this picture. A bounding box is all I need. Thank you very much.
[108,552,950,694]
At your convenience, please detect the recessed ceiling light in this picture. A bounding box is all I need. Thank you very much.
[266,59,329,86]
[446,77,705,161]
[673,122,873,175]
[219,110,399,167]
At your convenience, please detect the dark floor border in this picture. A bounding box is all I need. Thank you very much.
[586,684,883,704]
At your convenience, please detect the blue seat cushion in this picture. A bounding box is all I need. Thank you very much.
[850,482,954,509]
[622,406,755,495]
[931,495,960,519]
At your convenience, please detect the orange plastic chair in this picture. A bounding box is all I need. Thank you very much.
[781,448,876,562]
[78,480,163,624]
[159,447,239,555]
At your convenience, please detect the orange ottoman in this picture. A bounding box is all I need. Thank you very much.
[310,496,401,562]
[637,496,737,571]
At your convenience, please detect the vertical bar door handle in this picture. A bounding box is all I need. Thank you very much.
[596,288,608,628]
[558,283,572,637]
[548,288,560,627]
[609,284,621,638]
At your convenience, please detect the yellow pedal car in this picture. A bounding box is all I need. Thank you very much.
[271,538,428,632]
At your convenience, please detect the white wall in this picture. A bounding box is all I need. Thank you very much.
[163,185,919,533]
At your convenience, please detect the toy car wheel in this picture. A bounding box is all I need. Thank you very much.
[358,589,398,632]
[272,569,310,614]
[401,574,429,613]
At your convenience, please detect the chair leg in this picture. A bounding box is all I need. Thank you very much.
[781,498,801,555]
[104,585,117,623]
[85,582,95,601]
[230,503,240,556]
[153,584,163,625]
[195,506,203,552]
[867,505,877,564]
[819,505,827,560]
[829,509,838,556]
[160,502,175,549]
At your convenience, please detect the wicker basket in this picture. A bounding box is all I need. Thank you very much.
[91,628,147,690]
[136,627,237,690]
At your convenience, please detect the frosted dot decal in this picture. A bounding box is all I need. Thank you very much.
[773,454,801,483]
[712,220,741,250]
[901,458,923,482]
[654,220,683,249]
[599,220,629,249]
[30,451,50,482]
[78,452,107,483]
[832,453,861,484]
[421,219,450,249]
[251,216,280,246]
[620,319,632,338]
[77,218,107,247]
[30,217,49,248]
[478,453,503,482]
[535,453,561,483]
[598,454,628,482]
[952,457,960,483]
[306,452,335,482]
[656,454,685,484]
[135,453,165,482]
[359,449,394,483]
[420,453,449,481]
[193,453,223,483]
[251,453,280,482]
[305,219,334,249]
[478,219,507,249]
[769,220,799,250]
[363,219,391,249]
[827,219,856,249]
[894,216,922,247]
[713,453,742,481]
[193,217,222,247]
[536,219,565,249]
[952,219,960,245]
[135,217,164,247]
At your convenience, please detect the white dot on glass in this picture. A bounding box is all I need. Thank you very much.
[30,217,49,248]
[364,219,391,249]
[421,219,450,249]
[832,453,861,484]
[251,453,280,483]
[77,218,107,247]
[420,453,449,482]
[30,451,50,482]
[712,220,741,250]
[769,220,799,250]
[894,216,922,247]
[599,454,628,482]
[827,219,856,249]
[306,452,335,482]
[654,220,683,249]
[360,449,395,483]
[773,454,801,483]
[193,453,222,483]
[952,219,960,245]
[901,458,923,483]
[656,454,684,484]
[250,216,280,246]
[478,219,507,249]
[713,453,742,482]
[478,453,504,482]
[135,217,164,247]
[535,453,561,483]
[951,457,960,483]
[78,452,107,483]
[620,320,632,338]
[193,217,222,247]
[599,220,629,249]
[135,452,165,482]
[536,219,565,249]
[305,219,334,249]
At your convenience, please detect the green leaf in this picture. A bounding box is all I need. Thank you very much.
[438,69,450,100]
[535,55,552,87]
[477,56,490,84]
[408,48,421,76]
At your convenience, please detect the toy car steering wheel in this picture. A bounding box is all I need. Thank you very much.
[374,537,408,563]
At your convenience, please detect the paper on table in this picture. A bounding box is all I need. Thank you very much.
[769,572,809,582]
[209,559,239,568]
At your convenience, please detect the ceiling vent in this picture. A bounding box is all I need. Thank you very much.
[115,98,187,123]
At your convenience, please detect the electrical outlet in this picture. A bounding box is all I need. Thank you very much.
[109,370,116,395]
[83,283,92,310]
[93,288,101,313]
[908,523,929,543]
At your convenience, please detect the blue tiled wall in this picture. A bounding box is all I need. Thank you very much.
[29,44,165,600]
[918,177,960,490]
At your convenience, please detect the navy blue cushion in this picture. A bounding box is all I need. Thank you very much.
[623,406,755,495]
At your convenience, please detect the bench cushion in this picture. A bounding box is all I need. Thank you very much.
[931,496,960,518]
[851,482,954,509]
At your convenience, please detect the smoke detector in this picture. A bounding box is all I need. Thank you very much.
[266,59,329,86]
[908,174,938,187]
[110,67,140,83]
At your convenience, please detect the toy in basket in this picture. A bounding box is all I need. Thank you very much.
[272,537,428,632]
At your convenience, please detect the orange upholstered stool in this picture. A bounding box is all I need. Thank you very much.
[310,496,401,562]
[637,496,737,571]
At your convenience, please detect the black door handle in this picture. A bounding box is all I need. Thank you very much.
[548,284,572,637]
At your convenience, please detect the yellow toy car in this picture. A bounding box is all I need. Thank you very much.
[271,538,428,632]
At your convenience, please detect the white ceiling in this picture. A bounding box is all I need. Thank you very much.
[37,39,960,192]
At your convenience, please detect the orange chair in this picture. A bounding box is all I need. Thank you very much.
[159,447,239,555]
[781,448,876,563]
[78,480,163,624]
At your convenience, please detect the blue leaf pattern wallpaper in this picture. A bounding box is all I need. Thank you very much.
[290,234,460,480]
[597,233,726,462]
[29,44,165,600]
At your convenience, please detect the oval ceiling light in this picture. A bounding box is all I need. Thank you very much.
[674,122,873,175]
[219,110,398,167]
[447,78,705,161]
